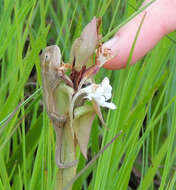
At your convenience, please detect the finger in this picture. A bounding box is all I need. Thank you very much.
[103,0,176,70]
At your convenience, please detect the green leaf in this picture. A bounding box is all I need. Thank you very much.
[57,121,77,190]
[55,83,74,115]
[6,114,43,174]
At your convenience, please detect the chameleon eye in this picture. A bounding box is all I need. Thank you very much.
[45,53,50,62]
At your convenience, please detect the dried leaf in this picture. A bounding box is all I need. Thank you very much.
[70,17,100,71]
[73,105,95,158]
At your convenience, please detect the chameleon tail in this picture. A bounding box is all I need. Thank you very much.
[54,125,78,169]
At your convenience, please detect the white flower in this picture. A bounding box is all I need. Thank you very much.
[83,77,116,109]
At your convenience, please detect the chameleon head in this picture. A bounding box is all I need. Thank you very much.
[40,45,61,69]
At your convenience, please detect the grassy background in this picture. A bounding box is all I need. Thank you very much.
[0,0,176,189]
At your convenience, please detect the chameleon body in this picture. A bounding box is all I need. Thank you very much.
[40,45,77,168]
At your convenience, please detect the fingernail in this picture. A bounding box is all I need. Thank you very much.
[103,36,119,48]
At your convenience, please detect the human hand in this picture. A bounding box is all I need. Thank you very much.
[103,0,176,70]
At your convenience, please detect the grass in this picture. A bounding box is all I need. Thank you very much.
[0,0,176,190]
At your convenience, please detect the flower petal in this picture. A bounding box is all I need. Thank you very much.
[101,77,110,87]
[95,96,106,106]
[95,86,104,96]
[79,77,116,110]
[102,102,117,110]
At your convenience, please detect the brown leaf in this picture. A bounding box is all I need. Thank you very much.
[73,105,95,158]
[70,17,100,71]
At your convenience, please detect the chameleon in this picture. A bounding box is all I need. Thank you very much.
[40,45,77,168]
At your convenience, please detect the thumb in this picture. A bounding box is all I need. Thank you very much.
[103,0,176,70]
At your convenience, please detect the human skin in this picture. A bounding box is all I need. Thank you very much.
[103,0,176,70]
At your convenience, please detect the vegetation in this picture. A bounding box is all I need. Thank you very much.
[0,0,176,189]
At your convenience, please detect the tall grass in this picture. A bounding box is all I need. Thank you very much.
[0,0,176,190]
